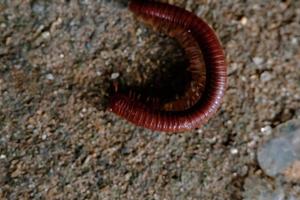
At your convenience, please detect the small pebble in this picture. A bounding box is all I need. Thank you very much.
[0,23,6,28]
[253,57,264,65]
[247,140,257,148]
[260,71,273,82]
[230,148,239,155]
[5,37,12,45]
[96,70,102,76]
[260,125,272,136]
[197,129,203,134]
[42,134,47,140]
[100,51,109,59]
[240,17,248,25]
[111,72,120,79]
[136,28,143,36]
[291,37,298,45]
[46,73,55,80]
[42,31,50,39]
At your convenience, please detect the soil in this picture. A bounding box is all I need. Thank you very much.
[0,0,300,199]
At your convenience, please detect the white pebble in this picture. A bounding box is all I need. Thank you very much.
[240,17,248,25]
[230,148,239,155]
[42,134,47,140]
[253,57,264,65]
[0,23,6,28]
[96,70,102,76]
[111,72,120,79]
[291,37,298,45]
[197,129,203,134]
[136,28,143,36]
[261,125,272,136]
[241,76,247,82]
[46,73,55,80]
[42,31,50,39]
[207,136,217,144]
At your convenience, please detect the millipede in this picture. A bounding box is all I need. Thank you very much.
[108,0,227,132]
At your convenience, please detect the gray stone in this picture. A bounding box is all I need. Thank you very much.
[257,120,300,177]
[260,71,273,82]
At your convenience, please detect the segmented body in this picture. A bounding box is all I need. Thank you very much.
[109,0,227,132]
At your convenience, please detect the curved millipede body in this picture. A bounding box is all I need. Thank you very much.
[108,0,227,132]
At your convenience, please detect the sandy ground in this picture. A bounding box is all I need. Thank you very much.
[0,0,300,199]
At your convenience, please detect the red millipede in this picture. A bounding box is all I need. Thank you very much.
[108,0,227,132]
